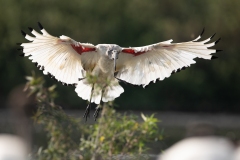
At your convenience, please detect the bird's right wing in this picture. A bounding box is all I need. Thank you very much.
[19,22,100,85]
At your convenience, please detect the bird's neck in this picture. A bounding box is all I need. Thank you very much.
[98,56,114,74]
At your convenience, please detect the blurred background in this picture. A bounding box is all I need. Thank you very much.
[0,0,240,157]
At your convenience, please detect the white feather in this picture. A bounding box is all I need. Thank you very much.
[20,24,219,106]
[116,34,218,86]
[21,28,98,84]
[75,79,124,104]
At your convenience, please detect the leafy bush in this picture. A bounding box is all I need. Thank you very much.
[25,73,82,160]
[25,73,162,160]
[80,105,161,160]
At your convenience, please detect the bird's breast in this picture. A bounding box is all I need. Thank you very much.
[89,56,115,85]
[97,56,114,74]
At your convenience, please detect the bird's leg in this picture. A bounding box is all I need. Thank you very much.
[78,77,86,81]
[83,84,94,122]
[93,104,102,121]
[93,87,105,121]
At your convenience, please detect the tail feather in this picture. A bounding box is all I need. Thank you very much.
[75,80,124,104]
[102,83,124,103]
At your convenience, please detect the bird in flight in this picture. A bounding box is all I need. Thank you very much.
[18,22,221,121]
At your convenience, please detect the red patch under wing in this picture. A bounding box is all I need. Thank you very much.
[71,45,96,55]
[122,48,147,56]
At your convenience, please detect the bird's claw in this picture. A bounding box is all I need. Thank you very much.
[83,104,91,122]
[93,105,102,121]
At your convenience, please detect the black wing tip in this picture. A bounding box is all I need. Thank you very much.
[216,49,223,52]
[211,56,218,60]
[62,83,68,86]
[28,27,33,31]
[210,33,216,39]
[200,28,205,36]
[38,22,43,30]
[19,53,25,57]
[47,73,54,79]
[21,30,26,36]
[16,43,22,45]
[215,38,221,44]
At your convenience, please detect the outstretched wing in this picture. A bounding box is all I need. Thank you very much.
[18,22,99,85]
[115,30,221,87]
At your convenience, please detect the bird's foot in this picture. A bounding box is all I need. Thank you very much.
[83,104,91,122]
[93,105,102,121]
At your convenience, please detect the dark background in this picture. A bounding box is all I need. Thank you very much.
[1,0,239,112]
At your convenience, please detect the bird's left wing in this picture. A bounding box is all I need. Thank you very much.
[115,30,221,87]
[19,23,99,85]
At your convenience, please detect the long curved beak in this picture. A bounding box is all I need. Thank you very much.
[113,51,119,72]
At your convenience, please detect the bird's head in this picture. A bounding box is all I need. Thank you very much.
[97,44,121,72]
[106,45,121,60]
[108,49,119,60]
[106,45,121,71]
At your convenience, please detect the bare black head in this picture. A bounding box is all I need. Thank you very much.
[108,49,119,60]
[97,44,121,72]
[106,45,121,71]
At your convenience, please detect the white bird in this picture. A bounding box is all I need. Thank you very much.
[158,136,235,160]
[18,22,221,121]
[0,134,28,160]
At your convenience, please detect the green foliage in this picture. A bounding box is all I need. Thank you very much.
[80,106,161,159]
[25,73,82,160]
[25,74,162,160]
